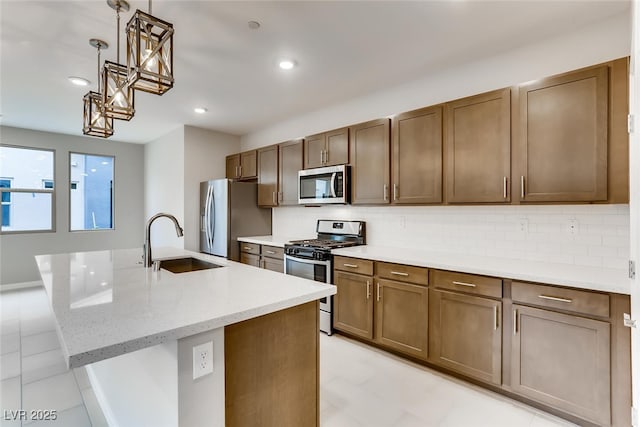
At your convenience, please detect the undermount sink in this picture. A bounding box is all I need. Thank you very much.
[158,257,224,273]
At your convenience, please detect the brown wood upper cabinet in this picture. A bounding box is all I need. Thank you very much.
[278,140,303,205]
[392,106,443,204]
[517,65,608,202]
[226,150,257,180]
[304,127,349,169]
[257,145,279,207]
[446,88,511,203]
[350,118,391,204]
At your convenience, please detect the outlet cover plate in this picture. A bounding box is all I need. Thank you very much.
[193,341,214,379]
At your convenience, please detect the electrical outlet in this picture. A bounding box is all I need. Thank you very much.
[566,218,579,234]
[517,218,528,233]
[193,341,213,380]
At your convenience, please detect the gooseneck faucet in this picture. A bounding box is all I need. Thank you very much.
[143,213,184,268]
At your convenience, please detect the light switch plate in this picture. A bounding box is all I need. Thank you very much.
[193,341,214,379]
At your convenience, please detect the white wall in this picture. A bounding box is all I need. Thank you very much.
[241,13,630,149]
[183,126,240,251]
[144,126,185,249]
[239,12,631,270]
[0,126,144,285]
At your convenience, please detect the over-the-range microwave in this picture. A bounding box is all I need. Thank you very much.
[298,164,350,205]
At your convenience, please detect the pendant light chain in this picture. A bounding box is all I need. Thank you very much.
[97,45,101,93]
[148,0,152,14]
[116,6,121,64]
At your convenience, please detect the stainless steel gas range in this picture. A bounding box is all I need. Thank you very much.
[284,220,366,335]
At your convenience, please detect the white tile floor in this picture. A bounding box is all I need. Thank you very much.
[1,287,578,427]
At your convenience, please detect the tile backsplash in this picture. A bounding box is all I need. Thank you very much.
[273,204,630,269]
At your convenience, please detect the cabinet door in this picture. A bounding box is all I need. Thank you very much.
[333,271,374,340]
[428,289,501,385]
[511,305,610,425]
[240,252,260,267]
[392,106,443,204]
[375,279,428,360]
[304,133,326,169]
[518,66,608,202]
[226,154,240,179]
[257,145,278,207]
[446,88,511,203]
[240,150,257,179]
[262,257,284,273]
[325,127,349,166]
[350,118,391,204]
[278,140,303,205]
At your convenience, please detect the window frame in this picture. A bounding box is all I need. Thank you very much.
[68,151,115,232]
[0,144,56,235]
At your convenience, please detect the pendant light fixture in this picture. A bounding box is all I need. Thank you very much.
[126,0,174,95]
[83,39,114,138]
[103,0,135,121]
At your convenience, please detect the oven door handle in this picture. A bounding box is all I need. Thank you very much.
[284,254,331,267]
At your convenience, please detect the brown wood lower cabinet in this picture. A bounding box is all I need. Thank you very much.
[511,304,611,426]
[429,289,502,385]
[375,278,428,360]
[333,270,374,339]
[240,252,260,267]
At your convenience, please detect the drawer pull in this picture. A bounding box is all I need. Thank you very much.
[366,280,371,299]
[494,305,499,330]
[265,250,276,254]
[513,309,518,335]
[390,271,409,277]
[377,282,381,301]
[538,295,573,303]
[243,246,254,251]
[452,281,476,288]
[343,263,359,268]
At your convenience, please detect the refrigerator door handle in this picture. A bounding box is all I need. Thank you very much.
[209,185,215,249]
[204,184,212,250]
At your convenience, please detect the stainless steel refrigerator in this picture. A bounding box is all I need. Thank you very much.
[200,179,272,261]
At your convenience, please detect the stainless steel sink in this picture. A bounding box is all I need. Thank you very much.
[158,257,223,273]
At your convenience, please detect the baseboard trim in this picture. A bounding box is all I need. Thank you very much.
[0,281,43,292]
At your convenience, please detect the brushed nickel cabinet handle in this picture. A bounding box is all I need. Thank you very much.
[383,184,389,201]
[243,246,253,251]
[343,263,359,268]
[265,250,276,255]
[520,176,525,199]
[325,150,329,164]
[235,165,239,178]
[513,309,518,335]
[272,192,277,205]
[452,281,476,288]
[494,305,499,330]
[503,176,508,199]
[538,295,573,303]
[377,282,381,301]
[391,271,409,277]
[393,184,398,201]
[278,191,283,202]
[239,165,242,177]
[366,280,371,299]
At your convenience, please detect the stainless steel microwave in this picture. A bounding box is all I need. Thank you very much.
[298,164,349,204]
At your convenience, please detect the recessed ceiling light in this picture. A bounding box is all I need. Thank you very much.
[279,60,296,70]
[68,76,91,86]
[194,107,208,114]
[248,21,260,30]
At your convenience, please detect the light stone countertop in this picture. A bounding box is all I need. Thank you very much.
[237,235,312,247]
[332,245,630,295]
[35,247,335,369]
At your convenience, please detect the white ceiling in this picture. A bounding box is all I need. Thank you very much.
[0,1,631,144]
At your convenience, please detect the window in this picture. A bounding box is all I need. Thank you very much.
[70,153,114,231]
[0,146,55,233]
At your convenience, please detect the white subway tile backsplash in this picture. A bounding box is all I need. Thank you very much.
[273,204,629,269]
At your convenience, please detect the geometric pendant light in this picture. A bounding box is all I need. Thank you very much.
[126,0,174,95]
[83,39,114,138]
[102,0,135,121]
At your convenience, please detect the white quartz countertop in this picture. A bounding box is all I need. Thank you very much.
[237,235,312,247]
[332,246,630,295]
[35,247,335,368]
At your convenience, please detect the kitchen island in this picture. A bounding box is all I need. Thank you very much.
[35,247,335,427]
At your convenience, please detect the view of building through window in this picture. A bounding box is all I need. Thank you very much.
[0,145,54,232]
[70,153,114,230]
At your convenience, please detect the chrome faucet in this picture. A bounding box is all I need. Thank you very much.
[143,213,184,268]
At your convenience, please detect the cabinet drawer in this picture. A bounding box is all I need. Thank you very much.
[376,262,428,286]
[430,270,502,299]
[239,242,260,254]
[333,256,374,275]
[240,252,260,267]
[261,245,284,260]
[511,281,609,318]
